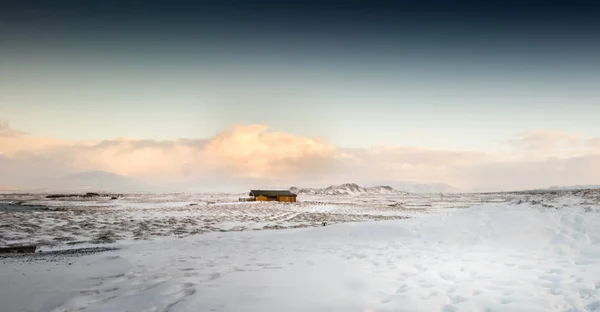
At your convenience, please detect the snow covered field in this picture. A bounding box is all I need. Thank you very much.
[1,190,600,311]
[0,192,510,248]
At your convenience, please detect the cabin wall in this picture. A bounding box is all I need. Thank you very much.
[258,196,277,201]
[278,195,297,202]
[254,194,297,202]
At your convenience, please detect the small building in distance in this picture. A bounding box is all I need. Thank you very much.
[249,190,297,202]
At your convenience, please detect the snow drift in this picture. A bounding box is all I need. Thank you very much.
[368,180,460,193]
[290,183,408,196]
[2,196,600,312]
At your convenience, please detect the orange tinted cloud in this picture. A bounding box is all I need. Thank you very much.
[0,124,339,182]
[201,125,338,178]
[0,123,599,191]
[0,121,27,137]
[587,137,600,149]
[507,131,581,153]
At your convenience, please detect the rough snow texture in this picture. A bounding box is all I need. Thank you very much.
[290,182,463,195]
[290,183,409,195]
[369,181,461,193]
[1,190,600,312]
[0,192,511,247]
[540,185,600,191]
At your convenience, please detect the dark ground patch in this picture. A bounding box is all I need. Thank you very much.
[0,203,47,212]
[0,247,119,263]
[46,193,123,199]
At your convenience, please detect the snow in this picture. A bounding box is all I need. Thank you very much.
[292,181,462,195]
[1,191,600,312]
[369,181,461,193]
[291,183,406,196]
[542,185,600,191]
[5,192,502,247]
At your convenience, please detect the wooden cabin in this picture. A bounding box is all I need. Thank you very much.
[249,190,297,202]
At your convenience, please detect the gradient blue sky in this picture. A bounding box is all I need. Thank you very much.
[2,0,599,150]
[1,0,600,192]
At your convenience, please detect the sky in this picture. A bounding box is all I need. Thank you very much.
[1,0,600,192]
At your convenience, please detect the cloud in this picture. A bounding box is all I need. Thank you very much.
[460,155,600,191]
[505,130,581,158]
[1,123,599,191]
[200,125,338,178]
[587,137,600,149]
[0,121,27,137]
[0,124,339,186]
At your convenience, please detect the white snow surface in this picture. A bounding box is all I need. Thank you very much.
[0,192,501,247]
[369,181,461,194]
[2,193,600,312]
[290,183,407,196]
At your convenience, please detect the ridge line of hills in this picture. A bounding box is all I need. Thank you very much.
[289,182,458,195]
[2,170,599,194]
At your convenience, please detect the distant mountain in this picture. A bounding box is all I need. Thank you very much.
[367,181,460,193]
[290,183,408,196]
[0,170,157,193]
[0,185,24,193]
[537,185,600,191]
[53,171,156,193]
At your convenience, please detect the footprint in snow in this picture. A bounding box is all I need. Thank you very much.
[208,273,221,281]
[263,266,283,270]
[587,301,600,311]
[449,295,467,304]
[438,272,455,281]
[179,268,196,272]
[441,304,458,312]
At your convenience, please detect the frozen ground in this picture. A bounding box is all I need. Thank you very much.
[1,190,600,312]
[0,192,510,248]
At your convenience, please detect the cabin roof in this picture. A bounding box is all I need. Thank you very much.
[249,190,297,197]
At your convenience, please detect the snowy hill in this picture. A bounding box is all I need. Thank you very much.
[368,180,460,193]
[290,183,408,196]
[539,185,600,191]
